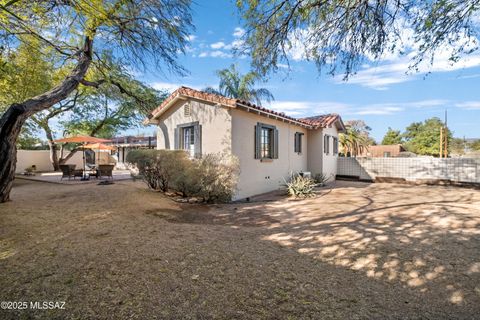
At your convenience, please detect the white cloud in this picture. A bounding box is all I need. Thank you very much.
[210,41,225,49]
[455,101,480,110]
[209,50,232,58]
[150,82,202,92]
[355,106,404,115]
[266,98,454,118]
[150,81,182,91]
[233,27,245,38]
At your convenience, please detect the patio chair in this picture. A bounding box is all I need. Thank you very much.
[97,164,114,179]
[59,164,83,180]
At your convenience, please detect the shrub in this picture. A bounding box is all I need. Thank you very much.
[313,173,328,186]
[284,173,317,198]
[195,153,240,203]
[126,149,190,191]
[126,150,240,203]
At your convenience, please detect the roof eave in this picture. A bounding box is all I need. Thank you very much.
[236,102,313,129]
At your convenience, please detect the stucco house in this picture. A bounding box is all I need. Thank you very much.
[146,87,345,200]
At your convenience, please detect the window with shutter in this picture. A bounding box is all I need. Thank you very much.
[254,123,278,160]
[333,137,338,155]
[324,134,330,154]
[294,132,303,154]
[175,121,201,158]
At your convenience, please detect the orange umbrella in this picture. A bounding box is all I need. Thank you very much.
[83,143,116,165]
[53,135,110,144]
[53,135,111,180]
[83,143,116,150]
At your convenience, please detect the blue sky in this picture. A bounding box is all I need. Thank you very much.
[134,1,480,142]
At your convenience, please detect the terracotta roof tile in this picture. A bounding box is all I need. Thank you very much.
[299,114,342,128]
[149,87,343,130]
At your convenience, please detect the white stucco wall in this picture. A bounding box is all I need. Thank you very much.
[156,99,232,154]
[231,109,308,200]
[16,150,84,173]
[321,126,339,182]
[306,129,323,177]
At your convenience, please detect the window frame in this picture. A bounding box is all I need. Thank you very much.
[294,132,304,154]
[260,126,274,159]
[324,134,330,155]
[255,122,278,160]
[332,136,338,155]
[174,121,202,158]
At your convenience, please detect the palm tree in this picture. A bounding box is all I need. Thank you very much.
[203,64,274,106]
[339,127,371,157]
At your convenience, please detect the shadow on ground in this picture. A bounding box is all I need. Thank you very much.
[0,179,479,319]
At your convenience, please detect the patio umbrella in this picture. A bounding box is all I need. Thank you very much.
[83,143,116,165]
[53,135,111,180]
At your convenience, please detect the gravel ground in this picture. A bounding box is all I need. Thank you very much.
[0,179,479,319]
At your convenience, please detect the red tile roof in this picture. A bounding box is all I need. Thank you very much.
[299,114,343,128]
[149,86,343,130]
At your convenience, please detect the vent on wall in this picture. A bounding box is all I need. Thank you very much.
[184,103,191,117]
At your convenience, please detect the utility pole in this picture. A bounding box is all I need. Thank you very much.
[444,109,448,158]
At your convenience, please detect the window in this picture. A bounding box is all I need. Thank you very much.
[255,123,278,160]
[333,137,338,155]
[294,132,303,153]
[174,121,202,158]
[261,127,273,158]
[384,151,391,157]
[324,134,330,154]
[182,126,195,157]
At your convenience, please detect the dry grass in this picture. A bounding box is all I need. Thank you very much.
[1,179,479,319]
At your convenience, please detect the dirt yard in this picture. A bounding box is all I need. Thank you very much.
[1,179,479,319]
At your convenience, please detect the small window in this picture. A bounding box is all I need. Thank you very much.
[175,122,202,158]
[294,132,303,154]
[333,137,338,155]
[184,103,191,117]
[261,127,274,158]
[324,134,330,154]
[255,123,278,160]
[181,126,195,157]
[384,151,391,157]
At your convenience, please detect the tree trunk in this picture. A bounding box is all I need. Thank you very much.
[59,148,80,165]
[0,37,93,203]
[0,105,29,202]
[44,126,60,171]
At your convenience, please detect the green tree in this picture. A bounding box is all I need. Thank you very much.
[0,0,193,202]
[381,128,403,145]
[204,64,274,106]
[469,139,480,151]
[450,137,467,155]
[403,117,452,156]
[236,1,480,77]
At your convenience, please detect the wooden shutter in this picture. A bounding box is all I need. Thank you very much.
[294,133,298,153]
[298,133,302,153]
[174,127,179,150]
[254,124,261,159]
[273,128,279,159]
[194,124,202,158]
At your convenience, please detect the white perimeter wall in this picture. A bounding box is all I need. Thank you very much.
[338,157,480,183]
[16,150,84,173]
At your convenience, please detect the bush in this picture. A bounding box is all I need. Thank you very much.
[284,173,317,198]
[126,150,239,203]
[195,153,240,203]
[313,173,328,186]
[126,149,189,192]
